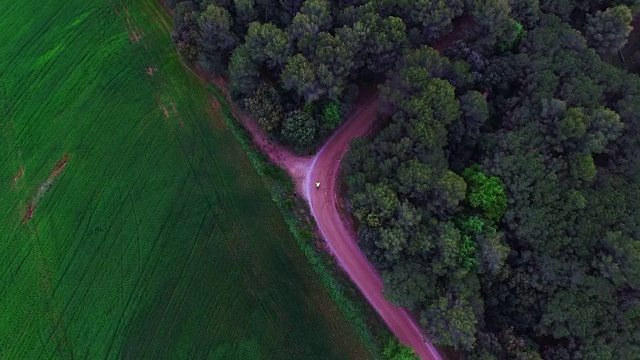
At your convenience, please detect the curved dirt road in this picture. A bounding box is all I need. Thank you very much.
[303,94,442,360]
[210,80,441,359]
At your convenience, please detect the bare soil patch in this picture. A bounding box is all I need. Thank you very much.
[169,99,185,128]
[21,154,69,224]
[11,167,24,190]
[160,102,170,120]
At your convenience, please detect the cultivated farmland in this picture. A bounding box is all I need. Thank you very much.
[0,0,372,358]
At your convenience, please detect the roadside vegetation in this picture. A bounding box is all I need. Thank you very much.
[0,0,376,358]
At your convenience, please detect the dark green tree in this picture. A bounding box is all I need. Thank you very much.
[584,5,633,55]
[228,44,260,97]
[508,0,540,28]
[280,53,321,101]
[280,110,317,151]
[244,22,292,69]
[243,84,284,131]
[289,0,332,39]
[232,0,258,29]
[396,0,464,44]
[422,295,478,350]
[171,2,199,61]
[196,5,238,72]
[470,0,520,49]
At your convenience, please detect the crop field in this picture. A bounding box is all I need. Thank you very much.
[0,0,372,358]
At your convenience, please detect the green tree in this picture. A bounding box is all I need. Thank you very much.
[382,338,419,360]
[381,261,435,310]
[396,0,463,44]
[476,227,509,276]
[243,84,284,132]
[459,235,477,271]
[586,106,624,154]
[196,5,238,72]
[508,0,540,28]
[470,0,520,49]
[422,295,478,350]
[364,15,409,73]
[584,5,633,55]
[377,225,408,260]
[171,2,199,61]
[397,159,433,199]
[307,31,355,80]
[352,183,400,227]
[569,153,597,183]
[434,169,467,210]
[233,0,257,28]
[280,110,317,151]
[280,54,321,101]
[244,22,291,69]
[539,0,574,20]
[228,44,260,97]
[321,100,341,130]
[289,0,332,39]
[448,90,489,167]
[462,165,507,223]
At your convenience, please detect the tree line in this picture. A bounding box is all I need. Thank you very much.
[168,0,640,359]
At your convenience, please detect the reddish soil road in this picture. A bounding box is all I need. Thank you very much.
[212,80,441,359]
[303,94,442,360]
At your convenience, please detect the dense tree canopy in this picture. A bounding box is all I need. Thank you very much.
[170,0,640,358]
[342,11,640,360]
[584,5,633,54]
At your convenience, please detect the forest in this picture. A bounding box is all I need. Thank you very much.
[168,0,640,359]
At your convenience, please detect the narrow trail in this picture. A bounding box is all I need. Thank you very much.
[210,78,442,359]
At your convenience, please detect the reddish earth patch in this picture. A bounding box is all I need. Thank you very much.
[109,1,146,46]
[210,94,221,112]
[128,30,142,43]
[21,154,69,225]
[11,167,24,190]
[208,94,226,129]
[146,67,157,76]
[50,154,69,178]
[160,102,170,120]
[169,100,185,128]
[21,204,35,224]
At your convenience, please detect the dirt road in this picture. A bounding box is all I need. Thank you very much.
[212,80,441,359]
[303,93,443,360]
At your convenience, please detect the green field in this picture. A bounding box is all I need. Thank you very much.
[0,0,373,358]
